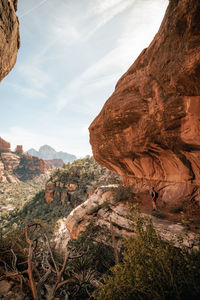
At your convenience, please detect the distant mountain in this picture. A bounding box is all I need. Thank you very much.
[27,145,76,163]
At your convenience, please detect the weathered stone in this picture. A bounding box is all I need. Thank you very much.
[0,0,20,82]
[46,182,55,190]
[1,152,20,171]
[0,137,11,153]
[15,145,23,155]
[14,154,51,181]
[45,191,54,204]
[89,0,200,207]
[61,190,69,205]
[53,187,200,252]
[65,183,77,191]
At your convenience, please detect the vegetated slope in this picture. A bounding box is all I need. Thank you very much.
[1,206,200,300]
[0,174,49,232]
[89,0,200,212]
[1,156,121,234]
[27,145,77,163]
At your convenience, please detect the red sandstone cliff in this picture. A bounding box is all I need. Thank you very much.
[0,138,51,182]
[0,0,20,82]
[0,137,11,153]
[89,0,200,208]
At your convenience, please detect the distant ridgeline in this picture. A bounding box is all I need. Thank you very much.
[27,145,76,163]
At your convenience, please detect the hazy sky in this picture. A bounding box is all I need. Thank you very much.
[0,0,168,157]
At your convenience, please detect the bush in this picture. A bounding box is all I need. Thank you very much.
[95,207,200,300]
[112,185,135,203]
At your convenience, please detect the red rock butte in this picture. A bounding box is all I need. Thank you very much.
[89,0,200,207]
[15,145,23,155]
[0,137,11,153]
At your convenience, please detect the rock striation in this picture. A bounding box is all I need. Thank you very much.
[15,145,23,155]
[0,137,11,153]
[14,154,51,181]
[89,0,200,208]
[0,138,51,182]
[0,0,20,82]
[53,187,200,252]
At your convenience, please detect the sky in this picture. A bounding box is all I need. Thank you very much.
[0,0,168,157]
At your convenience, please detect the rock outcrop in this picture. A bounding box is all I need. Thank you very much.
[0,0,20,82]
[0,138,51,182]
[54,187,200,252]
[13,154,51,181]
[89,0,200,208]
[15,145,23,155]
[0,152,51,182]
[0,137,11,153]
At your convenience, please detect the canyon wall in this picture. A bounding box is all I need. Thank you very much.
[0,138,51,182]
[0,0,20,82]
[89,0,200,207]
[0,137,11,153]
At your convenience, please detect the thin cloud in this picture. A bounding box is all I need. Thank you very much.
[85,0,135,40]
[4,82,46,99]
[19,0,49,18]
[55,0,168,113]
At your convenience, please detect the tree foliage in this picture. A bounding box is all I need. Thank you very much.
[95,207,200,300]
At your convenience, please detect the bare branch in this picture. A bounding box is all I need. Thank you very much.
[44,233,59,275]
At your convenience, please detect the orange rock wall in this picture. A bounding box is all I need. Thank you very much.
[89,0,200,206]
[0,0,20,82]
[0,137,11,153]
[15,145,23,155]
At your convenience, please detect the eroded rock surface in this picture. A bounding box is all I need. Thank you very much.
[54,187,200,252]
[89,0,200,207]
[0,137,11,153]
[0,0,20,81]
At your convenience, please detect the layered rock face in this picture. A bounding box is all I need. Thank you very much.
[0,137,11,153]
[0,138,51,182]
[54,187,200,252]
[0,152,51,182]
[0,0,20,81]
[15,145,23,155]
[89,0,200,207]
[14,155,51,181]
[45,181,77,204]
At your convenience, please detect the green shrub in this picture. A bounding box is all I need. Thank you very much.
[95,207,200,300]
[112,185,135,203]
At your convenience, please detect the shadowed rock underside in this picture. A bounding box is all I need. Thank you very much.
[89,0,200,206]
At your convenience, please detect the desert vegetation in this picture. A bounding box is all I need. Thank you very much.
[1,207,200,299]
[0,156,121,235]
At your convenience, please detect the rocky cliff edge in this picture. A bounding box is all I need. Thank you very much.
[89,0,200,209]
[0,0,20,82]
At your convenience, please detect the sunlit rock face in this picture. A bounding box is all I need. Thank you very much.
[0,0,20,81]
[0,137,11,153]
[89,0,200,206]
